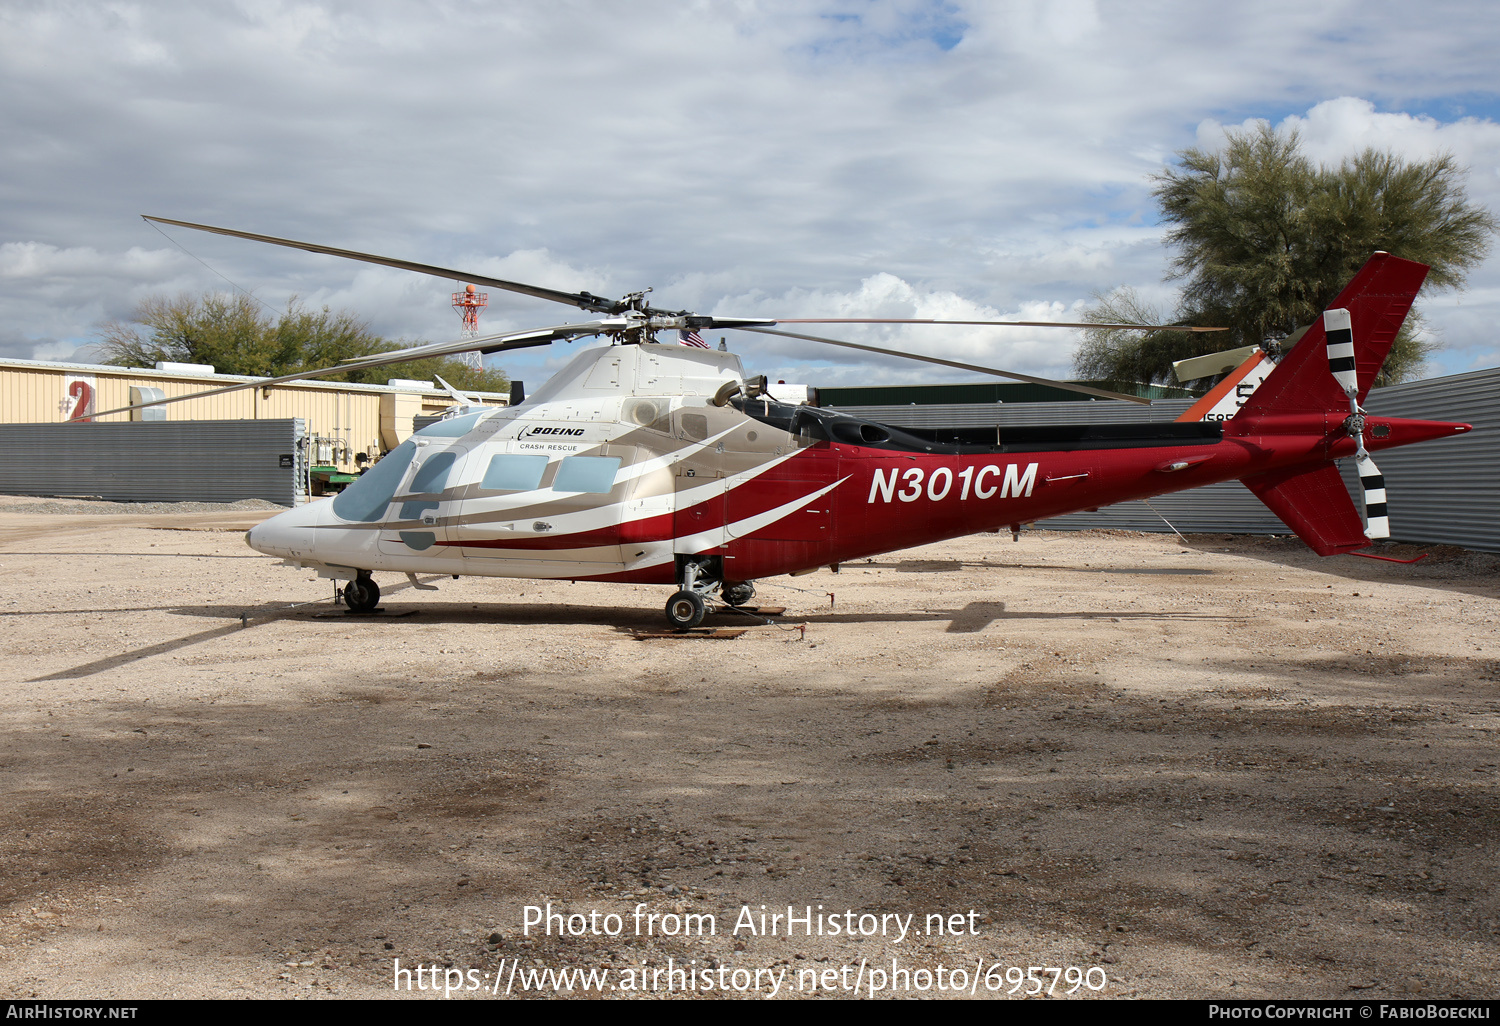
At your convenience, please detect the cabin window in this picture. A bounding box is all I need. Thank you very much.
[332,440,417,522]
[398,500,439,521]
[409,451,457,494]
[553,455,621,494]
[481,453,548,491]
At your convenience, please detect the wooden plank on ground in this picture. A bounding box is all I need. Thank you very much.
[631,628,749,640]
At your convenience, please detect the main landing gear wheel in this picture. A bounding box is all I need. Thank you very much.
[665,590,707,631]
[722,582,755,607]
[343,575,380,613]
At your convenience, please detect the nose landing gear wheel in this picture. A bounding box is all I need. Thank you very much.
[665,590,707,631]
[343,575,380,613]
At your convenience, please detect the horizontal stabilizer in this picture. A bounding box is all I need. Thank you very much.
[1242,463,1369,556]
[1172,344,1262,383]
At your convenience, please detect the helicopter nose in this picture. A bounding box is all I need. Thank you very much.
[246,499,326,558]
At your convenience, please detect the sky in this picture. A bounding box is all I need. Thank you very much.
[2,0,1498,392]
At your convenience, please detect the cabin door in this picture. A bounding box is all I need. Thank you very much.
[376,441,470,559]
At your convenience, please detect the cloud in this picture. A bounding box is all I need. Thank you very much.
[0,242,180,281]
[712,272,1094,387]
[1,2,1497,383]
[1197,97,1500,205]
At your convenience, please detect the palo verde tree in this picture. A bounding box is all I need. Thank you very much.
[95,292,510,393]
[1075,124,1497,389]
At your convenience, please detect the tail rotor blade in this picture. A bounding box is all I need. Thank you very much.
[1324,308,1358,399]
[1356,453,1390,540]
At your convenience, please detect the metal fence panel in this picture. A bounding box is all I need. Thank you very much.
[0,419,306,505]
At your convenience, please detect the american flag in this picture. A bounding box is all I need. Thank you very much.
[678,329,710,348]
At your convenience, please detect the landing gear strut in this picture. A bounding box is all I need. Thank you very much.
[342,572,380,613]
[664,558,722,631]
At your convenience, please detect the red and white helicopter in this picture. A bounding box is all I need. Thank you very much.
[99,219,1471,629]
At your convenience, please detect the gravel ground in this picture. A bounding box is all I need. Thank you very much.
[0,496,288,516]
[0,499,1496,1000]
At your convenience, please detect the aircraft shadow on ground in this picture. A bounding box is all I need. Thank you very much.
[1177,535,1500,601]
[30,596,1247,680]
[858,558,1215,576]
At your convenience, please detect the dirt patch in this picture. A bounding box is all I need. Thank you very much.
[0,505,1497,999]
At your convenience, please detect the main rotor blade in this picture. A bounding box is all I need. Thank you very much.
[775,318,1227,332]
[86,321,617,420]
[143,215,622,315]
[737,326,1153,405]
[337,317,627,363]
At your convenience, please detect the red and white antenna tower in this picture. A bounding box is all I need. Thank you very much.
[452,283,488,371]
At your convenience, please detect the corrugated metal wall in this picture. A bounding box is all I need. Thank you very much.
[829,368,1499,553]
[0,419,306,505]
[1339,367,1500,553]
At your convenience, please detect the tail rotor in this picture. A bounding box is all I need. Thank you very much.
[1325,307,1389,541]
[1354,454,1390,540]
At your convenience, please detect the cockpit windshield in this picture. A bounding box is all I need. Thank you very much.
[331,440,418,522]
